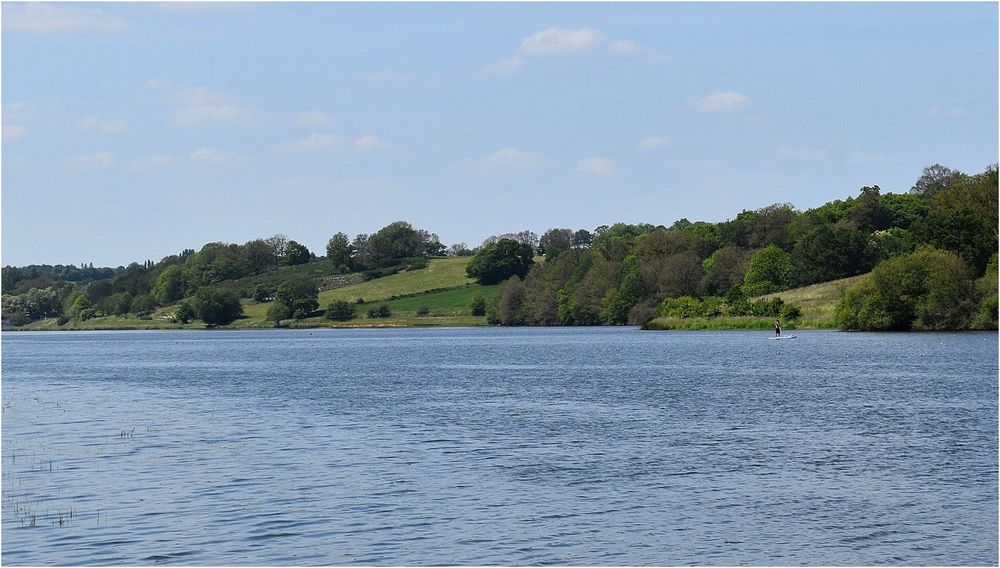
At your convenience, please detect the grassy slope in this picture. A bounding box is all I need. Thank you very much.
[645,273,868,331]
[237,256,494,328]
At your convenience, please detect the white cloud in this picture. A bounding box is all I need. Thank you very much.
[128,154,178,170]
[171,105,247,126]
[4,3,127,33]
[146,79,253,127]
[693,91,749,113]
[77,116,128,134]
[3,102,36,121]
[776,147,829,161]
[65,152,115,169]
[486,147,552,166]
[190,147,239,162]
[608,40,640,54]
[296,111,333,126]
[577,156,616,176]
[3,125,27,141]
[608,39,669,63]
[354,135,389,151]
[639,136,669,149]
[520,27,604,55]
[282,133,346,152]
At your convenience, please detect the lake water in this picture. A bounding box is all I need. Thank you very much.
[2,328,996,565]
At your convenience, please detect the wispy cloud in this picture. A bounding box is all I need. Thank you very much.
[296,111,333,126]
[485,56,525,76]
[4,3,127,33]
[64,152,115,169]
[354,135,389,151]
[77,116,128,134]
[577,156,616,176]
[519,27,604,55]
[639,136,670,149]
[190,147,239,163]
[3,102,36,121]
[486,147,553,166]
[489,26,663,74]
[281,133,346,152]
[3,125,28,141]
[145,79,254,127]
[692,91,749,113]
[608,40,668,62]
[128,154,178,170]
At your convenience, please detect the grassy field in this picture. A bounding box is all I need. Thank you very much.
[644,273,868,331]
[758,273,867,328]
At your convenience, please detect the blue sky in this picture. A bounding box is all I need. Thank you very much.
[3,2,997,267]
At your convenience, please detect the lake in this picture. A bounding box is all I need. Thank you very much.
[2,327,996,565]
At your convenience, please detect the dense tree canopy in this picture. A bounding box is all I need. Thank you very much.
[466,239,535,285]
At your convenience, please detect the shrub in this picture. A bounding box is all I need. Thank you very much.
[836,247,976,330]
[174,302,195,324]
[325,300,356,321]
[252,284,270,302]
[368,304,391,318]
[469,293,486,316]
[191,287,243,325]
[416,305,430,316]
[266,302,292,323]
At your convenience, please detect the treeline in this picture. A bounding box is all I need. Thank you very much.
[1,221,446,326]
[2,163,996,331]
[465,164,997,330]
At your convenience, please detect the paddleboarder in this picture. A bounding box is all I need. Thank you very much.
[774,319,781,338]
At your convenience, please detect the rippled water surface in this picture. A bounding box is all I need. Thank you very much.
[2,328,997,565]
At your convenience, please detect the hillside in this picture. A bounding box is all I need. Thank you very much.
[644,273,867,330]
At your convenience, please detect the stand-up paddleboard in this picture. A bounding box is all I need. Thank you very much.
[771,334,796,340]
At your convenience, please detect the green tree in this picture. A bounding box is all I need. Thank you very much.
[151,265,187,304]
[191,287,243,325]
[742,245,792,296]
[496,276,529,325]
[266,302,292,324]
[469,293,487,316]
[539,228,573,259]
[173,301,195,324]
[367,304,391,318]
[252,284,270,302]
[325,232,355,271]
[284,240,312,266]
[836,247,977,331]
[325,299,357,321]
[910,163,961,201]
[273,275,319,318]
[465,239,535,285]
[130,294,157,317]
[790,225,870,286]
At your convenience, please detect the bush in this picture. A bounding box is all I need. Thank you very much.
[466,239,535,285]
[368,304,391,318]
[469,293,486,316]
[325,300,356,321]
[252,284,270,302]
[266,302,292,323]
[416,305,430,316]
[174,302,195,324]
[191,287,243,325]
[780,303,802,322]
[835,247,977,330]
[273,275,319,317]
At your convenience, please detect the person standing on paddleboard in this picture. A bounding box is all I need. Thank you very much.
[774,319,781,337]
